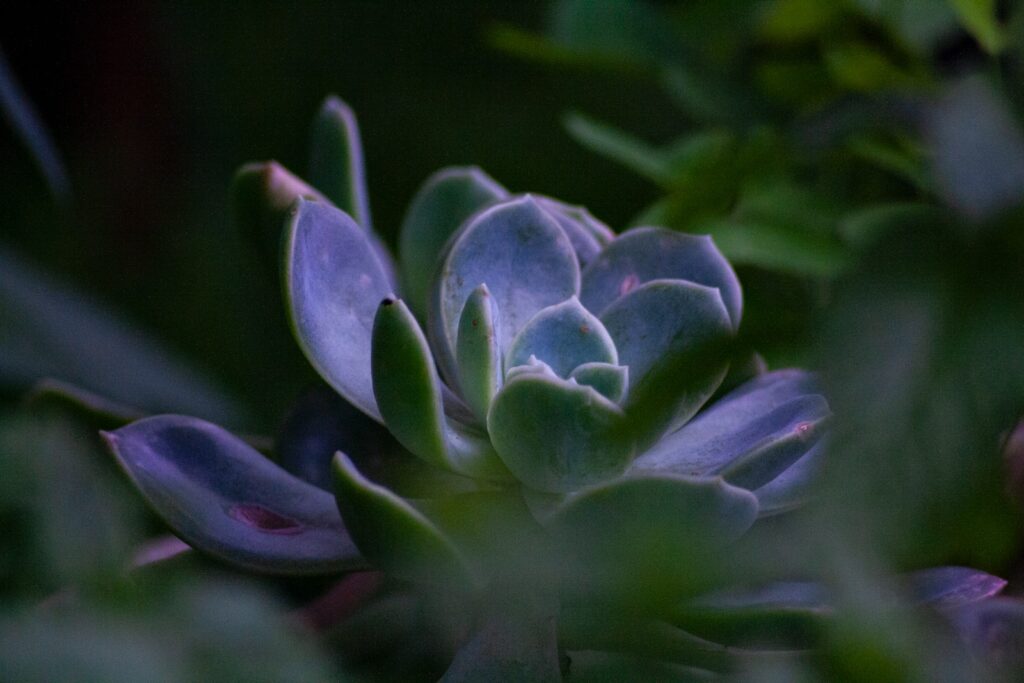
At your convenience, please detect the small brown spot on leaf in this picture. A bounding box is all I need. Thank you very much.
[229,504,304,535]
[580,325,590,335]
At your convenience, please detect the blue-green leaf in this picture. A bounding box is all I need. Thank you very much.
[284,199,393,422]
[632,370,830,491]
[488,371,632,492]
[456,284,503,422]
[434,196,580,369]
[398,167,508,318]
[308,95,372,230]
[506,297,617,378]
[372,298,509,481]
[332,452,471,586]
[570,362,628,403]
[601,279,733,438]
[582,227,742,328]
[536,195,614,267]
[103,416,365,575]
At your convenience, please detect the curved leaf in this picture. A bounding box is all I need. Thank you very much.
[332,452,472,586]
[601,279,732,438]
[308,95,372,230]
[905,566,1006,609]
[456,284,503,422]
[752,439,827,516]
[434,196,580,372]
[488,371,631,492]
[372,298,509,480]
[398,167,508,317]
[284,199,393,422]
[569,362,628,403]
[506,296,617,377]
[103,416,365,575]
[547,473,758,597]
[535,195,614,267]
[632,370,830,491]
[581,227,742,328]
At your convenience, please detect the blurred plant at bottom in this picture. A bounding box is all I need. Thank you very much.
[0,406,348,682]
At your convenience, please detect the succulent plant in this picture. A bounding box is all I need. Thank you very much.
[101,97,1008,679]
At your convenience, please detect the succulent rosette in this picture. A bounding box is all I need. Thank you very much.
[102,98,1007,676]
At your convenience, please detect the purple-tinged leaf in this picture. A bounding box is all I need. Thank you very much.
[434,196,580,375]
[284,199,393,422]
[103,416,365,575]
[398,166,508,319]
[581,227,742,328]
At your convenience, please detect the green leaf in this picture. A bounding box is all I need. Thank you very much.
[456,284,503,423]
[284,199,393,422]
[506,297,618,378]
[103,415,365,575]
[398,167,508,318]
[700,218,852,277]
[569,362,628,403]
[949,0,1005,53]
[547,474,758,597]
[231,161,325,271]
[488,369,632,493]
[331,452,472,586]
[0,245,244,425]
[600,279,733,438]
[309,95,373,230]
[564,111,673,185]
[372,297,509,480]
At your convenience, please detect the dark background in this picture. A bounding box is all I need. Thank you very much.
[0,1,676,427]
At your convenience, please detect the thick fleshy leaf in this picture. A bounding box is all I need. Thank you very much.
[752,440,827,516]
[332,452,471,586]
[488,372,632,492]
[506,297,617,377]
[547,474,758,596]
[456,284,503,422]
[632,370,830,490]
[535,195,614,267]
[398,167,508,317]
[435,196,581,372]
[581,227,742,328]
[372,298,449,466]
[102,416,365,575]
[308,95,372,230]
[905,567,1007,608]
[372,298,509,481]
[231,161,325,271]
[276,385,480,498]
[569,362,628,403]
[284,199,393,422]
[601,279,733,438]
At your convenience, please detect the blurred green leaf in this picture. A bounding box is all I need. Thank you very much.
[564,112,674,185]
[0,245,244,425]
[949,0,1006,53]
